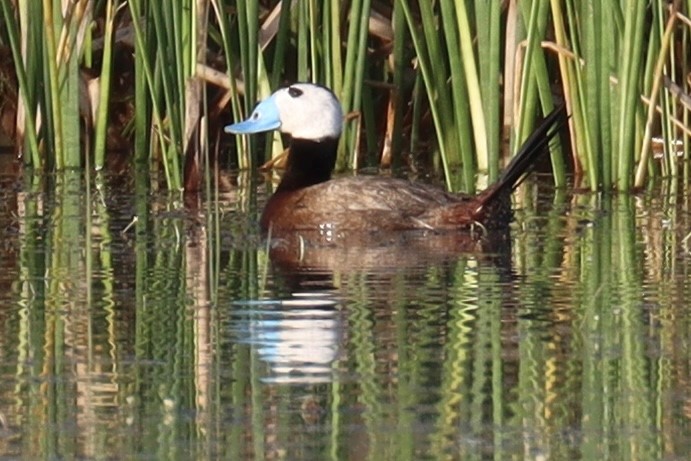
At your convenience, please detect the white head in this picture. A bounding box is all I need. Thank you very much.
[225,83,343,141]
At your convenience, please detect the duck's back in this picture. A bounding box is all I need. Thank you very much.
[260,176,502,233]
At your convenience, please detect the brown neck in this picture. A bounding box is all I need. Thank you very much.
[276,137,339,192]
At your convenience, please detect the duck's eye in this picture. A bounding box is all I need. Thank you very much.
[252,112,260,120]
[288,86,303,98]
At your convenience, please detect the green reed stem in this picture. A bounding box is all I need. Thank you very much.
[438,0,472,189]
[516,0,554,144]
[327,1,342,94]
[399,0,453,189]
[234,0,260,168]
[418,0,460,178]
[270,1,291,89]
[210,0,247,167]
[475,0,501,181]
[592,1,613,187]
[344,0,371,169]
[634,10,676,187]
[320,1,332,84]
[616,0,646,190]
[579,1,601,183]
[238,0,258,108]
[151,3,182,152]
[522,0,566,187]
[563,0,600,189]
[0,0,40,166]
[43,0,64,167]
[390,2,407,165]
[340,0,362,122]
[454,1,488,173]
[409,71,423,154]
[308,0,319,83]
[132,0,149,162]
[94,0,120,169]
[297,0,308,81]
[169,3,184,113]
[128,0,171,180]
[654,1,677,179]
[56,0,82,168]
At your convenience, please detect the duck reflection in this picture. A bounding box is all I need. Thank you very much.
[231,228,514,385]
[231,294,343,384]
[267,227,513,274]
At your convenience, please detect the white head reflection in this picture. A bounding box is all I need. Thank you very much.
[231,294,342,384]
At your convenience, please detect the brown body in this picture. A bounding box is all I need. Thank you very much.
[261,176,510,233]
[260,105,567,236]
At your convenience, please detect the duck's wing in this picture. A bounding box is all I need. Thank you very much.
[324,177,461,211]
[262,176,473,232]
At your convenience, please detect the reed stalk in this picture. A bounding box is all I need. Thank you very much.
[0,0,40,165]
[475,0,502,181]
[516,0,566,187]
[388,3,407,168]
[454,1,488,172]
[340,0,372,170]
[297,0,309,82]
[616,0,647,190]
[128,0,170,174]
[127,0,212,189]
[93,0,121,169]
[439,0,474,188]
[43,0,64,165]
[399,0,457,189]
[2,0,86,168]
[635,10,678,187]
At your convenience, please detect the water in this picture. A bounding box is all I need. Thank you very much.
[0,167,690,460]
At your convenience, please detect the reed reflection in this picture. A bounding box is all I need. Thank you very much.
[3,169,690,460]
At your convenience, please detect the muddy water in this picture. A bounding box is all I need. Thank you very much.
[0,166,690,460]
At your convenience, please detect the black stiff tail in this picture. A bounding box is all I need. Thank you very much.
[484,105,568,204]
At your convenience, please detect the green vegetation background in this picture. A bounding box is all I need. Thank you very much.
[0,0,689,192]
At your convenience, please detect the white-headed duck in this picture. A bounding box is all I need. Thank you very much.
[226,83,567,235]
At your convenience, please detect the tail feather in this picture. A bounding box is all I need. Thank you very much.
[477,104,568,211]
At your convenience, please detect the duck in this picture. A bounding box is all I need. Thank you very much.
[225,83,567,236]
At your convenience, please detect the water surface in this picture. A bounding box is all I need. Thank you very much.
[0,167,689,460]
